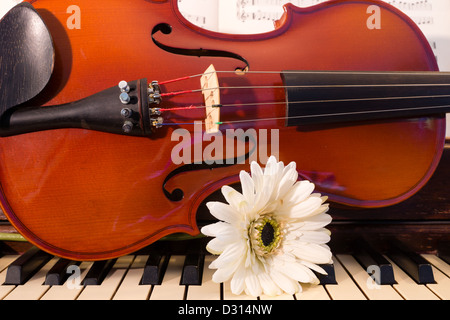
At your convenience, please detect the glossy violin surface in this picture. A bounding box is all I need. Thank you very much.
[0,0,447,260]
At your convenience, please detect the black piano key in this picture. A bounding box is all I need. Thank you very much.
[4,246,52,285]
[82,259,116,285]
[316,263,337,285]
[141,251,169,285]
[388,242,435,284]
[44,258,80,286]
[354,239,395,285]
[181,253,204,285]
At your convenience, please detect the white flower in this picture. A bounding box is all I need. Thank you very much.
[201,156,332,297]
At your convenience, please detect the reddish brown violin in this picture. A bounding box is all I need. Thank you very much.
[0,0,448,260]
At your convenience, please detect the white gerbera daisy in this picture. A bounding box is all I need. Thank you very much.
[201,156,332,297]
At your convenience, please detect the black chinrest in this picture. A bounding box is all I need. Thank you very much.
[0,2,54,115]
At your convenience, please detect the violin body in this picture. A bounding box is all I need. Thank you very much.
[0,0,445,260]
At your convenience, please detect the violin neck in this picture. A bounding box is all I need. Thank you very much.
[282,71,450,126]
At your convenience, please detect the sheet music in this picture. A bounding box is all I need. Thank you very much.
[218,0,325,34]
[178,0,450,72]
[177,0,220,31]
[0,0,22,19]
[385,0,450,71]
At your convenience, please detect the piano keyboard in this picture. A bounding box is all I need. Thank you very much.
[0,244,449,300]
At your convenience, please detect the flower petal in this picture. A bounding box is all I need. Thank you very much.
[299,230,331,244]
[210,246,246,283]
[291,242,333,264]
[252,177,276,214]
[270,269,300,294]
[230,265,246,295]
[264,156,279,173]
[286,196,324,219]
[201,221,235,238]
[244,270,262,297]
[240,170,255,205]
[221,185,247,212]
[258,272,282,297]
[206,201,239,224]
[279,261,316,283]
[276,162,298,200]
[210,240,247,269]
[299,213,332,230]
[211,263,239,283]
[250,161,264,193]
[262,158,284,202]
[301,260,329,275]
[282,161,296,177]
[282,180,315,205]
[205,237,228,255]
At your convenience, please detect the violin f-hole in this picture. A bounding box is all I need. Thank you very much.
[151,23,250,70]
[162,152,255,202]
[162,162,234,202]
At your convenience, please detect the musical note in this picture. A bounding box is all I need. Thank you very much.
[385,0,433,11]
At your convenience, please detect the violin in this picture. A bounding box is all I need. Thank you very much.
[0,0,449,261]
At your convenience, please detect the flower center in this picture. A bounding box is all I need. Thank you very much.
[261,222,275,247]
[250,216,282,256]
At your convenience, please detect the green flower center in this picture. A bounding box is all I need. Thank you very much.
[250,216,282,256]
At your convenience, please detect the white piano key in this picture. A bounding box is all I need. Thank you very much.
[0,277,15,299]
[337,254,402,300]
[149,255,186,300]
[384,256,439,300]
[77,255,133,300]
[0,255,19,272]
[3,257,59,300]
[40,261,94,300]
[422,255,450,300]
[186,255,220,300]
[295,283,330,300]
[425,265,450,300]
[112,255,152,300]
[325,255,366,300]
[423,254,450,277]
[0,255,20,300]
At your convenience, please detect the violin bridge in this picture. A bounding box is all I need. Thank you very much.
[201,64,221,134]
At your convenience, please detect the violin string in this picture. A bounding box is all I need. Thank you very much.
[159,101,284,112]
[160,102,450,127]
[159,69,450,82]
[159,94,450,113]
[159,67,450,98]
[158,72,215,85]
[160,89,198,97]
[160,83,450,98]
[161,122,198,126]
[213,70,450,76]
[215,104,450,125]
